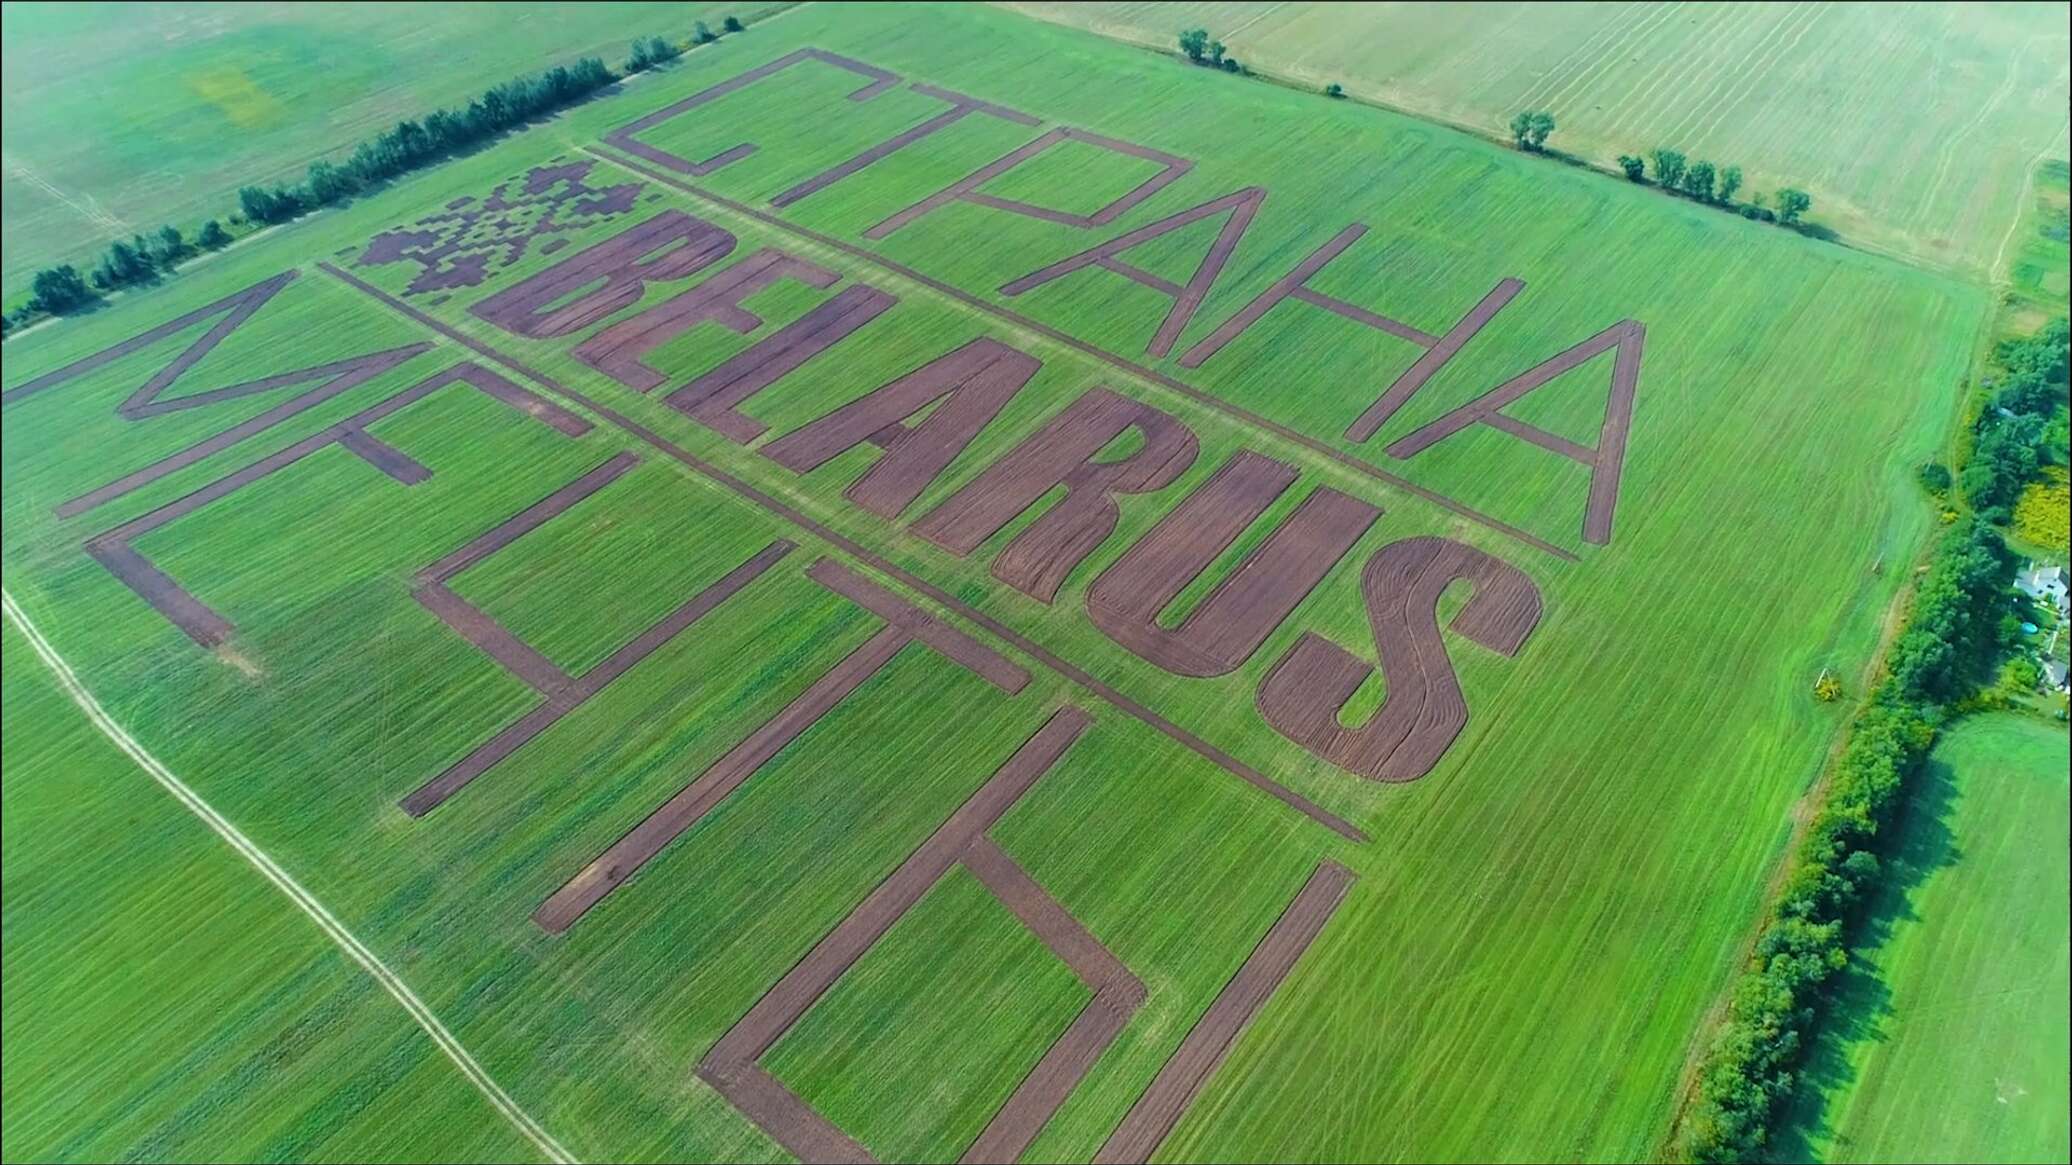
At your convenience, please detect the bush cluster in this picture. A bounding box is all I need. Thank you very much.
[1962,318,2070,521]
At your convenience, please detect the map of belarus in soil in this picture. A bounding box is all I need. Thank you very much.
[355,159,648,297]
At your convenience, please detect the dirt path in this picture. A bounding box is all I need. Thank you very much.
[0,588,576,1165]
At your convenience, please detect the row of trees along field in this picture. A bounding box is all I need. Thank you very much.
[1159,26,1831,242]
[1681,315,2067,1162]
[1615,147,1808,225]
[2,17,748,337]
[1680,517,2014,1161]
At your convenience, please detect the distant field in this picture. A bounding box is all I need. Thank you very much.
[999,1,2072,280]
[0,1,758,290]
[1776,713,2070,1164]
[0,3,1994,1160]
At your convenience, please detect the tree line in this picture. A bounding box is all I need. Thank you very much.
[1614,146,1809,226]
[1956,317,2071,522]
[1679,513,2015,1162]
[6,20,751,335]
[1679,321,2067,1162]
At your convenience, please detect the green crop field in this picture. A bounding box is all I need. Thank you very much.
[0,3,2035,1162]
[0,619,539,1161]
[0,1,759,290]
[1001,1,2072,281]
[1776,713,2070,1165]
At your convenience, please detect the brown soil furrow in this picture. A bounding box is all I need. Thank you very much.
[534,626,910,933]
[1345,278,1525,442]
[320,261,1368,842]
[771,83,1040,210]
[402,539,795,817]
[337,428,432,484]
[580,146,1576,563]
[421,452,640,583]
[1094,860,1356,1164]
[807,558,1030,693]
[669,283,898,440]
[606,48,898,177]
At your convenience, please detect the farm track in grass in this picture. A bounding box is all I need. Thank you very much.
[0,3,1997,1160]
[2,592,567,1152]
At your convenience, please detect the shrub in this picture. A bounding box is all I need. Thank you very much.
[2013,467,2069,552]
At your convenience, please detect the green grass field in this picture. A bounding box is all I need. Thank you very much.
[0,1,758,290]
[1001,1,2072,280]
[1774,713,2070,1164]
[0,3,2023,1161]
[0,619,539,1161]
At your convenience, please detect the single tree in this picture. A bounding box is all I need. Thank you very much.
[1325,82,1345,98]
[1220,54,1241,73]
[1617,154,1646,181]
[151,224,185,266]
[307,158,360,205]
[723,15,744,33]
[1208,39,1228,66]
[1510,110,1535,150]
[1776,187,1812,225]
[1717,165,1742,205]
[28,264,95,314]
[1649,148,1686,188]
[1527,110,1555,151]
[693,20,717,44]
[1178,28,1209,62]
[198,219,232,249]
[92,238,154,289]
[1916,462,1952,496]
[1683,160,1716,202]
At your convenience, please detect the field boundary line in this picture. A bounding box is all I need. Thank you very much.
[0,588,577,1165]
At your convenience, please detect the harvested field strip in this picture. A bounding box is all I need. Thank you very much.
[0,590,575,1165]
[577,145,1580,564]
[317,259,1367,843]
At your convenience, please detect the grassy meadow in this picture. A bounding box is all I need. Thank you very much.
[1001,1,2072,280]
[0,2,2012,1161]
[1774,713,2070,1165]
[0,1,760,290]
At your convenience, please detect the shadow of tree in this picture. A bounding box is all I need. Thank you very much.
[1765,754,1966,1163]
